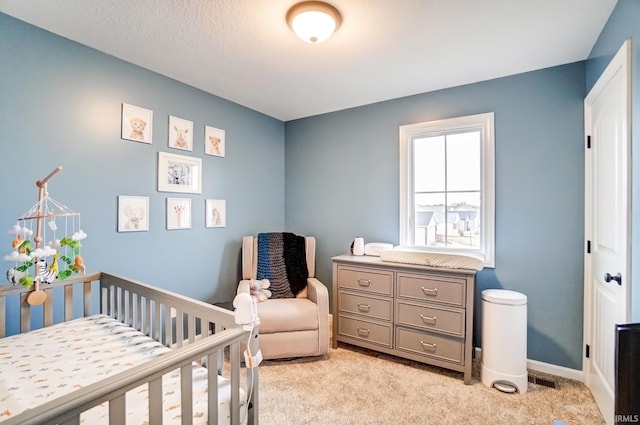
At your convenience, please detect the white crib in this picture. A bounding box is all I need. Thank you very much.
[0,272,259,425]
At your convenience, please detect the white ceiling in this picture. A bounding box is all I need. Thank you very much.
[0,0,617,121]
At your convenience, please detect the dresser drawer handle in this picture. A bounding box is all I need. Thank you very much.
[420,314,437,324]
[357,303,371,312]
[357,327,370,337]
[420,341,437,351]
[421,287,438,297]
[358,279,371,287]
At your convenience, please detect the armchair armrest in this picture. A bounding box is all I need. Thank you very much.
[306,278,328,306]
[306,277,330,356]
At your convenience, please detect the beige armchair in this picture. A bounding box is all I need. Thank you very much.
[238,235,329,360]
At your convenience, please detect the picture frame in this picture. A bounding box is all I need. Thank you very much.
[204,125,226,157]
[117,195,149,232]
[205,199,226,228]
[121,103,153,144]
[168,115,193,151]
[158,152,202,194]
[167,197,192,230]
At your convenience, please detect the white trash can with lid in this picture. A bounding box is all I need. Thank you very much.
[481,289,528,394]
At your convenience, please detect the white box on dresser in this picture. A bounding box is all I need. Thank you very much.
[332,254,477,384]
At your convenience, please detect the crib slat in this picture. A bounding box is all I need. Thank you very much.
[175,309,183,348]
[109,393,126,425]
[208,351,219,425]
[188,314,196,344]
[128,290,134,326]
[154,300,161,342]
[230,341,240,425]
[163,305,170,347]
[136,293,143,331]
[44,287,53,327]
[101,285,108,315]
[20,293,30,333]
[118,287,125,322]
[181,364,193,425]
[83,281,91,316]
[149,377,163,425]
[64,284,73,321]
[144,296,151,336]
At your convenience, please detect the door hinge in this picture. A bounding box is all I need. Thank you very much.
[587,240,591,254]
[586,344,590,358]
[587,135,592,149]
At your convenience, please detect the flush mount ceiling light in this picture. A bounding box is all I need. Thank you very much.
[286,1,342,44]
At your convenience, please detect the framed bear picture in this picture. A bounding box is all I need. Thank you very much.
[122,103,153,144]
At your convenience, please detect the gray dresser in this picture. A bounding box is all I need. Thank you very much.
[332,254,476,384]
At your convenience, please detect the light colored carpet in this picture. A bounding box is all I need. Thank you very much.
[255,344,605,425]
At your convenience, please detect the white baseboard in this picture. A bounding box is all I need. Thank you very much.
[474,347,584,382]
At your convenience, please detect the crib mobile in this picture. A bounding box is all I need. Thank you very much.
[3,166,87,305]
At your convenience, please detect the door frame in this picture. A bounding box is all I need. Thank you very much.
[583,38,632,416]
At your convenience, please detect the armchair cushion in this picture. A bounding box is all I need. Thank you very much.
[256,232,308,298]
[257,298,319,333]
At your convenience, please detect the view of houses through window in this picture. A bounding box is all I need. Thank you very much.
[413,130,481,250]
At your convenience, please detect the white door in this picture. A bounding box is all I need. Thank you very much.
[584,39,631,425]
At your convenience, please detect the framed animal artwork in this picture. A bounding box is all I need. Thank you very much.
[166,197,192,230]
[157,152,202,194]
[205,199,226,228]
[121,103,153,144]
[168,115,193,151]
[204,125,225,157]
[117,196,150,232]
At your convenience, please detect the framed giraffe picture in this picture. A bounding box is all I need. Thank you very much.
[166,197,191,230]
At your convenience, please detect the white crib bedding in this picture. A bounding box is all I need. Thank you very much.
[0,314,245,424]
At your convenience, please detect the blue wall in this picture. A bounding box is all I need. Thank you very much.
[586,0,640,321]
[0,13,285,313]
[285,63,587,369]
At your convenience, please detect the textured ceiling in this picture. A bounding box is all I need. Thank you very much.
[0,0,618,121]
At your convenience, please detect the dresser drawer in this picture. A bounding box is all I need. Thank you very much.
[396,273,465,306]
[396,327,463,364]
[396,301,464,337]
[337,266,393,296]
[339,292,392,321]
[338,316,392,347]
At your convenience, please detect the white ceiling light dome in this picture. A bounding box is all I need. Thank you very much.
[286,1,342,44]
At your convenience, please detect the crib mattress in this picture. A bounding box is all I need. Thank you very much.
[0,314,245,424]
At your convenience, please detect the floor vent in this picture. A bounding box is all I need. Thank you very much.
[528,375,556,389]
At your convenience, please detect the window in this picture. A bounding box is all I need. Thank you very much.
[399,113,495,267]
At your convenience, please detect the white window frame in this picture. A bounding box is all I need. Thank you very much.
[399,112,495,267]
